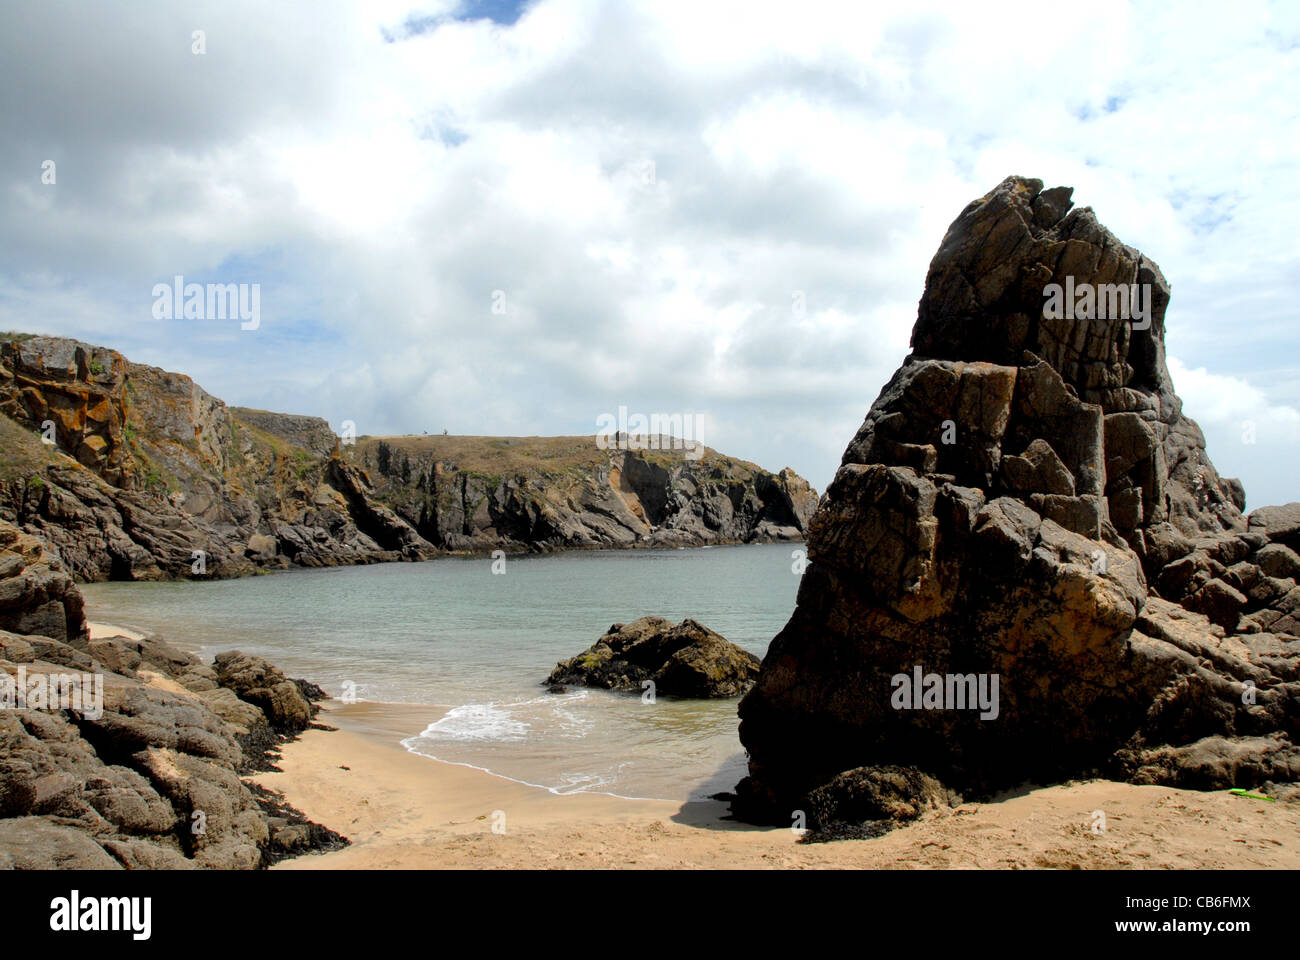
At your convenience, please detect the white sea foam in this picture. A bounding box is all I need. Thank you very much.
[416,703,530,742]
[397,736,658,800]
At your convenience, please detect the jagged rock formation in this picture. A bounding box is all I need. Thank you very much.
[545,617,761,698]
[0,336,425,580]
[733,176,1300,825]
[0,335,816,581]
[0,520,344,868]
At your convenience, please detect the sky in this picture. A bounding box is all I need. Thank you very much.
[1,0,1297,508]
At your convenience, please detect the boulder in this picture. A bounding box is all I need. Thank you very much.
[1255,543,1300,581]
[545,617,762,698]
[803,765,956,834]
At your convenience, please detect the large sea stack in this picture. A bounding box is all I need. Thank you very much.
[733,176,1300,824]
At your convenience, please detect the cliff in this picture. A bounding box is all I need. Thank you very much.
[0,335,816,581]
[352,434,816,552]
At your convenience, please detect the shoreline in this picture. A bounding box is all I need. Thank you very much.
[83,619,1300,869]
[250,700,1300,870]
[75,535,809,588]
[87,620,146,642]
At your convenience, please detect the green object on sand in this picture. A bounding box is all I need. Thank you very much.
[1228,788,1276,802]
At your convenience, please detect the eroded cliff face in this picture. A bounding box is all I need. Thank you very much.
[0,336,816,581]
[354,436,818,552]
[733,177,1300,825]
[0,336,420,580]
[0,338,133,486]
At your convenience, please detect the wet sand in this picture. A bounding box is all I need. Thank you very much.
[253,701,1300,870]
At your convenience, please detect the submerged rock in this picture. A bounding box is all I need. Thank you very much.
[733,176,1300,824]
[545,616,762,698]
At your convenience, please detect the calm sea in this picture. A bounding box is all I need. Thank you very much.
[80,543,803,801]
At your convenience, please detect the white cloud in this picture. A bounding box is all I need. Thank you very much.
[1168,357,1300,510]
[1,0,1297,508]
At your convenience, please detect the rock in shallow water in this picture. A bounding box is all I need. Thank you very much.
[545,616,761,698]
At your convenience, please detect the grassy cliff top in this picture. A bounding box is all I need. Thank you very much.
[351,434,760,477]
[0,333,791,487]
[0,413,67,482]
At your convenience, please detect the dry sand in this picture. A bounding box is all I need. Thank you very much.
[88,621,145,641]
[252,701,1300,870]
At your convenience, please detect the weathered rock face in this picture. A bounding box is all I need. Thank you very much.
[733,176,1300,824]
[0,520,87,643]
[356,437,818,553]
[0,338,133,486]
[1,336,816,581]
[0,520,344,868]
[546,617,762,698]
[0,337,422,581]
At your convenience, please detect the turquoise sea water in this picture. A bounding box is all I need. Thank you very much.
[80,543,803,801]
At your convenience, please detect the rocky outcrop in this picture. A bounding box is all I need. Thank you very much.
[355,436,818,552]
[0,337,133,486]
[228,407,338,459]
[0,519,345,868]
[212,651,314,733]
[1,336,816,582]
[545,617,762,698]
[732,176,1300,824]
[0,521,86,643]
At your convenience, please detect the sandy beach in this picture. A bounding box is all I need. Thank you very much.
[88,620,146,642]
[82,618,1300,869]
[249,700,1300,870]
